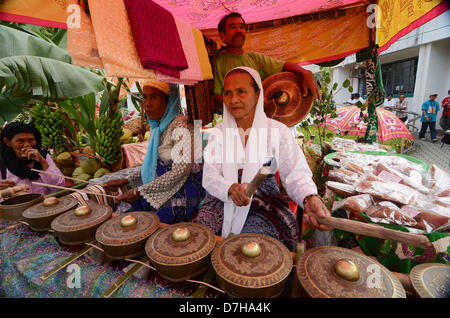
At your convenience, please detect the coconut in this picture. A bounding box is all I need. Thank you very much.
[93,168,110,179]
[74,173,91,184]
[55,152,73,166]
[72,167,85,178]
[80,146,94,156]
[61,165,75,176]
[80,158,100,175]
[120,128,133,142]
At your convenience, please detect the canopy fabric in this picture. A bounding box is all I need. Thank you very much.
[0,0,67,29]
[202,6,370,65]
[153,0,367,30]
[1,0,448,67]
[377,0,449,53]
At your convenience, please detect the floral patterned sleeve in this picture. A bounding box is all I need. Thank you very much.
[138,116,194,210]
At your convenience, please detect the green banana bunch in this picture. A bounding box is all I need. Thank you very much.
[30,103,67,153]
[95,111,124,164]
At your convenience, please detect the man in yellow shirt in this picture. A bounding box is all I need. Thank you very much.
[213,12,320,110]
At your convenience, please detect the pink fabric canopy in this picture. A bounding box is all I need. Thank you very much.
[153,0,367,30]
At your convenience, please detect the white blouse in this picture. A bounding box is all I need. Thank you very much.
[202,118,318,208]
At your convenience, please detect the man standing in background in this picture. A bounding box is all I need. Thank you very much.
[419,94,440,142]
[440,90,450,130]
[212,12,319,110]
[386,93,408,123]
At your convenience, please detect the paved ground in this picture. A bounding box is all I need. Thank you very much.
[407,130,450,173]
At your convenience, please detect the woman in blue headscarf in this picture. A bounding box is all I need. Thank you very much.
[104,79,204,224]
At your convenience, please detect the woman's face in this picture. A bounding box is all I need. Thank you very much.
[3,132,36,158]
[142,86,169,120]
[223,72,259,122]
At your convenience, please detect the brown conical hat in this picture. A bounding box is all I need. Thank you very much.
[263,72,313,127]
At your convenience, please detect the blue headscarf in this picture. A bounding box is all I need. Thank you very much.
[141,83,181,184]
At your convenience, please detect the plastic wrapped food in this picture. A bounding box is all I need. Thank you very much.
[328,168,360,185]
[409,170,423,185]
[363,173,384,183]
[343,194,374,214]
[414,210,450,232]
[377,170,402,183]
[345,162,367,175]
[326,181,357,198]
[355,180,417,205]
[366,204,418,227]
[331,194,374,214]
[426,164,450,191]
[376,163,430,194]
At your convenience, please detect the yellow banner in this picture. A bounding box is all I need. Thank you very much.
[0,0,68,27]
[203,6,369,65]
[377,0,448,51]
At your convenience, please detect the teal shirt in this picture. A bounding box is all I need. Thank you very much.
[421,100,440,122]
[213,50,285,95]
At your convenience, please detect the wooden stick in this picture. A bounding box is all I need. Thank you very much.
[0,222,26,234]
[392,272,414,294]
[40,244,95,282]
[0,184,29,198]
[245,166,271,197]
[32,182,119,199]
[101,255,149,298]
[192,267,223,297]
[317,215,432,249]
[31,168,103,187]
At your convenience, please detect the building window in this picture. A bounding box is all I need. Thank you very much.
[381,57,418,96]
[358,76,367,98]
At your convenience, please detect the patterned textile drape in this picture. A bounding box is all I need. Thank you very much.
[364,47,385,144]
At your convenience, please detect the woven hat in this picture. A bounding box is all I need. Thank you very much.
[262,72,313,127]
[143,79,170,95]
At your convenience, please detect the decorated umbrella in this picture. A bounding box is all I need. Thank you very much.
[324,106,414,143]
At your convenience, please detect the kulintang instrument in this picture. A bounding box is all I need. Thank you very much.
[145,222,216,282]
[410,263,450,298]
[263,72,314,127]
[95,211,160,260]
[22,195,78,231]
[296,246,406,298]
[0,193,43,222]
[51,201,113,245]
[211,233,293,298]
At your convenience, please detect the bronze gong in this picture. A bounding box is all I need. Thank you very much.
[263,72,314,127]
[410,263,450,298]
[95,211,160,259]
[22,195,78,231]
[296,246,406,298]
[51,200,113,245]
[145,222,216,282]
[211,233,293,298]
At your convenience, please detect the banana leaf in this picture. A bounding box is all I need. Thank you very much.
[0,55,105,100]
[0,25,71,63]
[0,95,29,125]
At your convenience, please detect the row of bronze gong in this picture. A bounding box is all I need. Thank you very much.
[0,193,448,298]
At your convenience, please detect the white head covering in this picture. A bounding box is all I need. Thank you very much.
[220,66,271,237]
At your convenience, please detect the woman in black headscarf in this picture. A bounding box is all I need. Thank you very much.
[0,122,65,196]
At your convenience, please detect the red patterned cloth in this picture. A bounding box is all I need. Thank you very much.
[124,0,188,78]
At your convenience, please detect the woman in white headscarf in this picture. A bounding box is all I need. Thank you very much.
[193,67,331,251]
